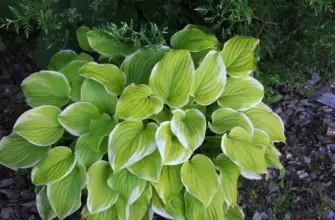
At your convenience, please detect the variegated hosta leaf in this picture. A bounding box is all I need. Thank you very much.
[0,133,50,170]
[151,165,183,204]
[218,76,264,111]
[115,84,163,120]
[36,186,56,220]
[156,121,192,165]
[81,79,118,115]
[114,197,127,220]
[77,26,94,51]
[184,191,224,220]
[215,154,241,206]
[152,189,185,220]
[221,36,259,78]
[209,108,253,135]
[79,62,126,96]
[223,205,245,220]
[13,106,64,146]
[142,207,154,220]
[75,53,94,62]
[171,109,206,151]
[181,155,219,207]
[31,147,77,185]
[245,103,286,142]
[58,102,100,136]
[149,50,194,108]
[75,133,105,167]
[107,169,147,204]
[84,206,118,220]
[59,60,90,101]
[182,97,207,115]
[87,161,119,214]
[221,127,267,177]
[108,121,157,171]
[191,51,226,105]
[149,106,172,124]
[48,50,77,71]
[47,164,87,219]
[21,71,71,108]
[128,150,163,181]
[121,48,166,84]
[86,30,135,56]
[127,182,152,220]
[170,26,219,52]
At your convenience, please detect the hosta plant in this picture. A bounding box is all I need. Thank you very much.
[0,25,285,220]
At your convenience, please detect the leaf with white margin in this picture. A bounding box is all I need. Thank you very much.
[108,121,157,171]
[58,102,100,136]
[142,207,154,220]
[47,164,87,220]
[184,191,224,220]
[31,147,77,185]
[128,150,163,181]
[121,48,166,84]
[156,121,192,165]
[215,154,241,206]
[221,127,267,175]
[151,165,183,204]
[209,108,253,135]
[191,51,226,105]
[152,189,185,220]
[87,161,119,214]
[114,196,128,220]
[221,36,259,78]
[171,26,219,52]
[149,50,194,108]
[21,71,71,108]
[171,109,206,151]
[81,79,118,114]
[150,106,172,124]
[107,169,147,204]
[115,84,163,120]
[59,60,90,101]
[36,186,56,220]
[218,77,264,111]
[0,133,50,170]
[84,206,118,220]
[128,182,152,219]
[75,133,105,167]
[77,26,94,51]
[14,106,64,146]
[245,103,286,142]
[75,53,94,62]
[181,154,219,207]
[79,62,126,96]
[48,50,77,71]
[223,205,245,220]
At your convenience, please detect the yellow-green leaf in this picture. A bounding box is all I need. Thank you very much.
[77,26,94,51]
[75,133,105,167]
[48,50,77,71]
[36,186,56,220]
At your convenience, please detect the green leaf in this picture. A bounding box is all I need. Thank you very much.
[36,186,56,220]
[149,50,194,108]
[149,106,172,124]
[107,169,147,204]
[31,147,77,185]
[80,62,126,96]
[156,121,192,165]
[121,48,166,84]
[218,76,264,111]
[171,109,206,151]
[142,207,154,220]
[48,50,77,71]
[245,104,286,142]
[114,196,127,220]
[0,133,50,170]
[151,165,183,204]
[75,53,94,62]
[221,36,259,77]
[171,26,219,52]
[47,164,87,219]
[221,127,267,176]
[152,189,185,220]
[81,79,118,115]
[191,51,226,105]
[77,26,94,51]
[59,60,90,101]
[223,205,245,220]
[58,102,100,136]
[209,108,253,135]
[14,106,64,146]
[87,161,119,214]
[181,155,219,207]
[108,121,157,171]
[215,154,241,206]
[128,182,152,219]
[75,133,105,167]
[85,206,118,220]
[87,30,134,56]
[116,84,163,120]
[21,71,71,108]
[128,150,163,181]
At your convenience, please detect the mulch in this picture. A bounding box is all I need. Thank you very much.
[0,32,334,220]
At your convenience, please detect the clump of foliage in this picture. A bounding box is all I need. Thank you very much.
[0,25,285,220]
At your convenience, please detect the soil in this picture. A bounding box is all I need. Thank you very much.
[0,32,334,220]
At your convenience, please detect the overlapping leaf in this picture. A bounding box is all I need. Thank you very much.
[152,189,185,220]
[48,50,77,71]
[36,186,56,220]
[75,133,105,167]
[77,26,94,51]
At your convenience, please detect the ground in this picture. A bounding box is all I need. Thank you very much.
[0,32,334,220]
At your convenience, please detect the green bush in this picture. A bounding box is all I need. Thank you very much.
[0,25,285,220]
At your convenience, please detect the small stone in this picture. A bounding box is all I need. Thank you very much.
[303,156,311,163]
[299,172,308,179]
[286,153,293,159]
[324,209,335,219]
